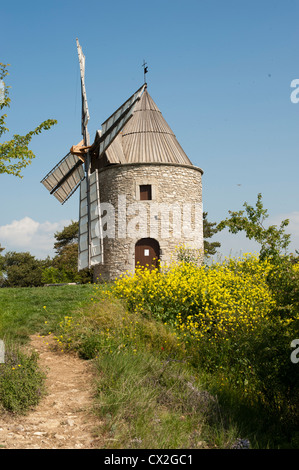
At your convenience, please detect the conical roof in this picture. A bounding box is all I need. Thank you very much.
[105,87,193,166]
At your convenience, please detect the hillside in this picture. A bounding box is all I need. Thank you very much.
[0,256,298,450]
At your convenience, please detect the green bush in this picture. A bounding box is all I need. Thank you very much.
[0,344,46,414]
[243,319,299,423]
[41,266,73,284]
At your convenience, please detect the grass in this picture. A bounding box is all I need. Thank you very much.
[93,350,217,449]
[0,284,94,344]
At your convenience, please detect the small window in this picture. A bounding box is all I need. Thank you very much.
[140,184,152,200]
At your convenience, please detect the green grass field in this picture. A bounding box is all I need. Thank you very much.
[0,284,94,343]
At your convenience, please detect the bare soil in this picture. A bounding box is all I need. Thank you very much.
[0,334,103,449]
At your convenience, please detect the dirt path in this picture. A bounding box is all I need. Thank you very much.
[0,334,102,449]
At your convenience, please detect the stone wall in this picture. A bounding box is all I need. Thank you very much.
[93,162,203,281]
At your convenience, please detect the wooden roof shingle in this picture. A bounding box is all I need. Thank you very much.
[103,87,193,166]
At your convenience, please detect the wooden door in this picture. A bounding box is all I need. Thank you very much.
[135,238,160,270]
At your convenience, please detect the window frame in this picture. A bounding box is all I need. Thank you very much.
[139,184,152,201]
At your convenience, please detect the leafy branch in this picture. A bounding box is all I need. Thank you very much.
[0,63,57,178]
[217,193,291,260]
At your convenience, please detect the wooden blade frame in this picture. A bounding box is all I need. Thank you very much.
[41,151,84,204]
[91,83,146,159]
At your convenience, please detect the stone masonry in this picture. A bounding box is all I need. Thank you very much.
[93,162,203,281]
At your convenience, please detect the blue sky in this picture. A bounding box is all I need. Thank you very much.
[1,0,299,259]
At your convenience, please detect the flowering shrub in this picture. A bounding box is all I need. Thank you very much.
[106,254,299,419]
[109,254,275,344]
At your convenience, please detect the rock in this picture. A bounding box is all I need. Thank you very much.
[14,425,25,432]
[230,438,250,449]
[65,419,75,427]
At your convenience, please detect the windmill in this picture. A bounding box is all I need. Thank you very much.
[41,39,146,271]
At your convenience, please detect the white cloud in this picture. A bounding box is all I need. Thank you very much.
[0,217,72,259]
[0,217,39,246]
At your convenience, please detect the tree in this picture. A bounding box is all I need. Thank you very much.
[42,221,92,284]
[217,193,291,260]
[53,220,80,278]
[0,251,50,287]
[203,211,221,257]
[53,221,79,253]
[0,63,57,178]
[52,221,81,282]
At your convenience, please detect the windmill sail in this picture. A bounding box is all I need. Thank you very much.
[76,38,97,269]
[41,151,84,204]
[89,169,104,266]
[76,38,90,146]
[94,83,146,158]
[41,39,91,205]
[78,169,103,270]
[78,177,89,270]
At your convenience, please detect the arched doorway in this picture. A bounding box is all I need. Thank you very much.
[135,238,160,270]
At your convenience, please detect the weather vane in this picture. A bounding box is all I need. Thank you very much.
[142,60,148,84]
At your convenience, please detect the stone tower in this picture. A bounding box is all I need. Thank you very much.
[91,85,204,281]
